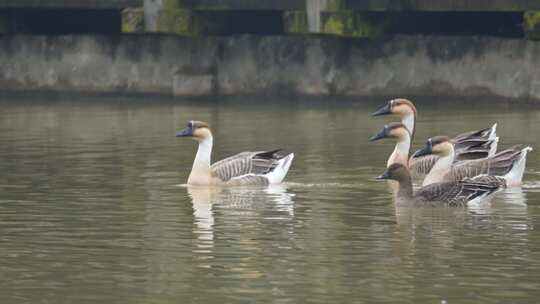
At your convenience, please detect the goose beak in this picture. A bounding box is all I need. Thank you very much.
[369,128,387,142]
[375,169,390,180]
[371,102,392,116]
[412,144,432,158]
[176,127,193,137]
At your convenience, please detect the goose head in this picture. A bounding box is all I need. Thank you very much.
[176,120,212,142]
[371,98,417,119]
[376,163,410,182]
[369,122,410,142]
[413,136,453,158]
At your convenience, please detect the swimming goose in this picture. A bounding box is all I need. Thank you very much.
[372,98,498,178]
[369,122,498,175]
[176,120,294,186]
[369,122,412,168]
[377,163,501,207]
[414,136,532,187]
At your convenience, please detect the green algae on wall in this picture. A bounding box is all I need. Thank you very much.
[285,9,387,37]
[157,9,192,34]
[325,0,347,11]
[524,11,540,40]
[154,0,235,35]
[156,0,192,34]
[284,11,308,33]
[321,12,386,38]
[122,8,144,33]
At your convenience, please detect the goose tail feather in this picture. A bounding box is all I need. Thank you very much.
[265,153,294,184]
[488,123,498,141]
[504,146,532,187]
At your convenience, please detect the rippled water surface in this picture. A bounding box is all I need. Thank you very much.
[1,96,539,303]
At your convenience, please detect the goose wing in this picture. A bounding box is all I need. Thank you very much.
[409,136,498,179]
[452,124,498,159]
[452,124,497,142]
[409,154,439,179]
[211,149,284,183]
[469,175,507,188]
[416,180,499,206]
[454,138,498,161]
[448,145,524,182]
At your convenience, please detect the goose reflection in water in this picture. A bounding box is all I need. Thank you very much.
[187,184,295,259]
[392,186,531,256]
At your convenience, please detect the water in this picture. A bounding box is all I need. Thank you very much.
[0,96,539,303]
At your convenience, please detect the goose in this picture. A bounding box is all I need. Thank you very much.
[176,120,294,186]
[413,136,532,187]
[371,98,498,178]
[369,122,412,168]
[369,122,498,175]
[376,163,501,207]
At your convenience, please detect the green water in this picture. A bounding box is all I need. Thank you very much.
[0,97,539,303]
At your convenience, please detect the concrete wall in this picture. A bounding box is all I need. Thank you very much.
[1,34,539,101]
[180,0,540,12]
[0,0,141,9]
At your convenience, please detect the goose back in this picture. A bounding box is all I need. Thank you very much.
[415,180,499,207]
[211,149,285,183]
[410,137,498,180]
[446,146,524,182]
[409,155,439,179]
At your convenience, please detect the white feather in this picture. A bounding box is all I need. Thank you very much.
[488,136,499,157]
[265,153,295,184]
[488,123,498,141]
[504,146,533,187]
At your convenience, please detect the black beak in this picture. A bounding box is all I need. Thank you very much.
[412,143,432,158]
[369,127,388,142]
[375,169,391,180]
[176,127,193,137]
[371,102,392,116]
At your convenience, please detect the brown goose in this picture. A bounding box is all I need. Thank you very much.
[377,163,501,207]
[414,136,532,187]
[176,120,294,186]
[372,98,498,178]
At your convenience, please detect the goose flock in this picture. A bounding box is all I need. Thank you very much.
[371,98,532,206]
[176,98,532,207]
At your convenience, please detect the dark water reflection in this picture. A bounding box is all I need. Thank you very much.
[0,97,539,303]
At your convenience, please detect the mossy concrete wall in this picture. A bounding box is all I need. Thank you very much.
[122,8,144,32]
[1,35,540,101]
[525,11,540,40]
[178,0,540,12]
[143,0,236,35]
[285,11,387,38]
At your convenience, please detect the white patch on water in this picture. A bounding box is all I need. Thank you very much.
[285,182,364,189]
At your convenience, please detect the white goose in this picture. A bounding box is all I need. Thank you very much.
[176,120,294,186]
[372,98,498,178]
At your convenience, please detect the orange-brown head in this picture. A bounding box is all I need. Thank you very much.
[372,98,417,119]
[369,122,410,142]
[176,120,212,141]
[412,136,452,158]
